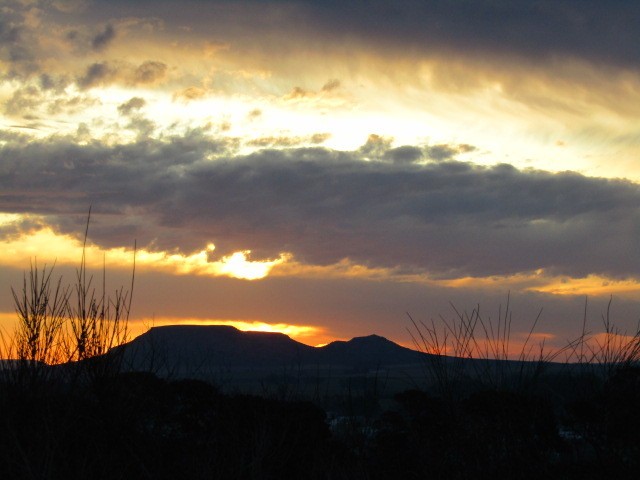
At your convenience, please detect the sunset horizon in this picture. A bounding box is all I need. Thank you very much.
[2,0,640,357]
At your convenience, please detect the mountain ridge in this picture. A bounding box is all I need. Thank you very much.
[114,324,428,373]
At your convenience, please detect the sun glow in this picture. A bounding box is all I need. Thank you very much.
[128,317,329,346]
[0,219,287,280]
[0,311,331,356]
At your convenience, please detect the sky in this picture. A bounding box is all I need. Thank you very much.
[1,0,640,355]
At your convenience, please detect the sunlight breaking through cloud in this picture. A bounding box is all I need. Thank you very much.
[0,221,287,280]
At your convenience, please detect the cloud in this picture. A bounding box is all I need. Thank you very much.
[3,85,40,116]
[92,0,639,68]
[47,94,98,116]
[310,133,331,144]
[426,144,476,162]
[78,60,167,89]
[51,0,90,14]
[125,115,156,139]
[285,86,309,100]
[284,79,343,102]
[246,133,331,148]
[2,0,637,130]
[92,24,115,51]
[321,79,340,92]
[359,134,393,159]
[173,86,208,102]
[0,2,39,76]
[133,61,167,84]
[78,62,114,88]
[0,17,21,46]
[292,0,640,70]
[385,146,423,164]
[118,97,146,115]
[39,73,70,92]
[247,108,262,120]
[3,82,97,118]
[1,131,640,280]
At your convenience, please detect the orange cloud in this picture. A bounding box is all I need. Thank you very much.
[0,221,287,280]
[527,275,640,297]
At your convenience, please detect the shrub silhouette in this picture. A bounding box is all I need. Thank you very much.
[371,388,561,480]
[2,208,135,388]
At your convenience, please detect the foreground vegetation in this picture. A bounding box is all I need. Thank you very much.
[0,363,638,479]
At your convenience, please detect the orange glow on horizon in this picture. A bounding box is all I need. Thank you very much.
[407,330,567,361]
[0,312,334,358]
[3,308,636,364]
[127,317,332,347]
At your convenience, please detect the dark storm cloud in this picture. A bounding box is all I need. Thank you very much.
[0,2,39,77]
[295,0,640,68]
[2,131,640,279]
[0,17,21,47]
[384,146,423,164]
[91,0,640,70]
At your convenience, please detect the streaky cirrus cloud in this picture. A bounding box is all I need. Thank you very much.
[1,129,639,279]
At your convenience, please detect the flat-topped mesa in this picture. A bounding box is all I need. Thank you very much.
[111,325,429,373]
[116,325,316,370]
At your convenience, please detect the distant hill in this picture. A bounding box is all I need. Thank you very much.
[113,325,429,375]
[317,334,426,367]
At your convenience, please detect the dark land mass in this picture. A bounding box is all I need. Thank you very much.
[114,325,427,370]
[2,325,639,479]
[110,325,573,398]
[107,325,435,397]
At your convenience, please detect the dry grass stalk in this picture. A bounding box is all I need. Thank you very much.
[1,207,136,384]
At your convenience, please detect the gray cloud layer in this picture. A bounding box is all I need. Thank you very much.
[303,0,640,68]
[2,130,639,279]
[2,0,639,104]
[90,0,640,70]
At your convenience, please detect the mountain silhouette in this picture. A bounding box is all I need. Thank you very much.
[114,325,427,374]
[318,334,426,367]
